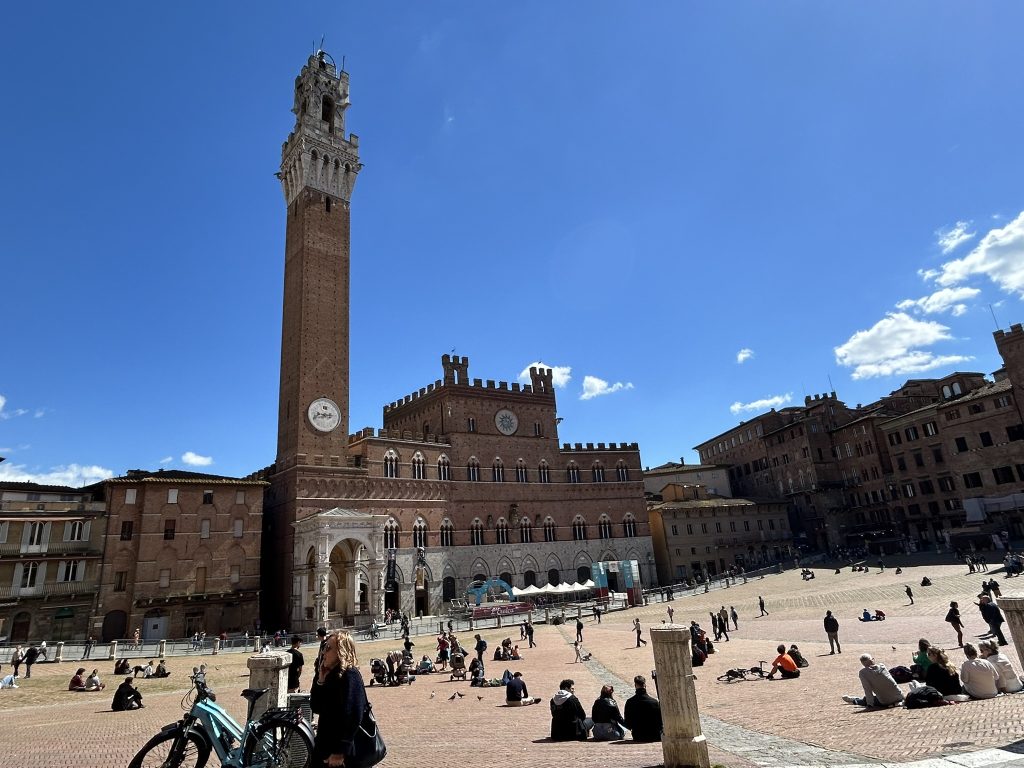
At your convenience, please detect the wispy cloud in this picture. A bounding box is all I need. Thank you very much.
[159,456,173,465]
[834,312,971,380]
[33,407,49,418]
[931,210,1024,298]
[730,393,792,415]
[0,394,28,420]
[736,348,754,364]
[580,375,634,401]
[517,362,571,388]
[0,462,114,487]
[181,451,213,467]
[895,286,981,317]
[936,220,976,254]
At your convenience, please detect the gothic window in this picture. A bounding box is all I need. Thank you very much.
[496,518,509,545]
[516,460,528,483]
[67,520,85,540]
[412,518,428,549]
[616,461,629,482]
[591,462,605,482]
[467,458,480,482]
[492,459,505,483]
[440,519,454,547]
[622,514,637,538]
[383,450,399,479]
[470,519,485,546]
[538,461,550,483]
[383,518,400,550]
[411,452,425,480]
[519,518,533,544]
[566,463,580,483]
[572,516,587,541]
[321,95,335,130]
[437,455,451,481]
[598,515,612,540]
[543,517,557,542]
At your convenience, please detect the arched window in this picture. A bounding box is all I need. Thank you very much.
[470,519,485,546]
[440,519,454,547]
[412,518,428,549]
[437,455,451,481]
[442,576,457,602]
[20,561,40,589]
[616,461,629,482]
[523,570,537,587]
[520,518,533,544]
[68,520,84,540]
[566,463,580,483]
[591,462,605,482]
[547,568,560,586]
[411,452,425,480]
[577,565,591,582]
[383,450,399,479]
[496,518,509,545]
[572,516,587,541]
[543,517,557,542]
[598,515,612,540]
[538,461,550,483]
[467,458,480,482]
[622,514,637,538]
[516,460,528,483]
[383,518,400,549]
[492,459,505,483]
[321,95,335,129]
[499,571,513,586]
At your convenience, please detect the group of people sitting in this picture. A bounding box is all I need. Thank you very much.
[547,675,662,743]
[800,569,816,581]
[767,644,809,679]
[859,609,886,621]
[68,668,106,691]
[113,658,170,678]
[493,637,522,662]
[842,638,1024,708]
[688,621,715,666]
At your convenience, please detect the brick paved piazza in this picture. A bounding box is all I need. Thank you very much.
[6,562,1024,767]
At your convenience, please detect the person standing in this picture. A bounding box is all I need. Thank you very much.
[575,617,584,643]
[23,644,39,679]
[311,629,369,767]
[730,606,739,631]
[313,626,328,678]
[905,585,914,605]
[633,618,647,647]
[132,628,141,651]
[979,595,1008,645]
[82,636,95,660]
[287,635,304,693]
[594,605,602,624]
[945,601,965,646]
[824,610,841,654]
[623,674,662,742]
[526,622,536,648]
[474,634,488,663]
[758,596,769,616]
[10,645,24,677]
[666,605,675,624]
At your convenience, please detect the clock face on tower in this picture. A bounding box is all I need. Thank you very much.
[307,398,341,433]
[495,409,519,436]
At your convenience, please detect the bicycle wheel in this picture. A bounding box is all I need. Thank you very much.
[129,730,211,768]
[242,718,313,768]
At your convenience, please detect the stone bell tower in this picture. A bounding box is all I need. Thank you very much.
[275,50,361,470]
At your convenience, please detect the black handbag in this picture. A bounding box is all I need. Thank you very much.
[349,702,387,768]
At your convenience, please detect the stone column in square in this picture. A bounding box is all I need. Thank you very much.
[650,625,710,768]
[247,651,290,722]
[997,596,1024,662]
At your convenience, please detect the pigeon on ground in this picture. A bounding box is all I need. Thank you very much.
[456,691,465,698]
[430,691,435,699]
[448,693,457,701]
[477,695,484,701]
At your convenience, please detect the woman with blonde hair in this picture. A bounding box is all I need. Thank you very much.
[311,629,370,767]
[923,646,966,700]
[979,639,1024,693]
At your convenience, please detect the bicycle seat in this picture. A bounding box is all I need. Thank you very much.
[240,688,269,703]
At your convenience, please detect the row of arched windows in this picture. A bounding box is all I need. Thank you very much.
[381,450,630,483]
[382,514,638,549]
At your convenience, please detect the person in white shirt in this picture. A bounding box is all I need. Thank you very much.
[0,673,18,689]
[979,639,1023,693]
[961,643,1000,699]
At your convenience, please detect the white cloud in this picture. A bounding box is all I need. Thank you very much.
[834,312,972,380]
[936,220,975,254]
[895,286,981,317]
[736,348,754,364]
[181,451,213,467]
[33,407,49,418]
[729,393,792,415]
[159,456,173,465]
[580,375,634,401]
[0,395,28,420]
[0,462,114,487]
[931,210,1024,297]
[517,362,572,388]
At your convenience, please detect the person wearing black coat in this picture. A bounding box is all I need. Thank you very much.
[311,630,369,768]
[23,645,40,679]
[623,675,662,742]
[549,679,593,741]
[111,677,143,710]
[979,596,1008,645]
[591,685,628,740]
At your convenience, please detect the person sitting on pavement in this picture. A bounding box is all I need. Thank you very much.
[417,655,434,674]
[960,643,1000,700]
[842,653,904,707]
[468,657,486,687]
[133,660,154,679]
[979,639,1023,694]
[68,667,89,691]
[0,673,18,689]
[860,608,874,622]
[912,638,932,680]
[788,644,809,669]
[152,659,170,678]
[767,644,800,680]
[549,678,593,741]
[874,609,886,620]
[505,671,541,706]
[623,674,662,742]
[591,684,628,741]
[509,645,522,660]
[111,676,144,710]
[922,646,966,700]
[85,669,106,691]
[114,658,132,676]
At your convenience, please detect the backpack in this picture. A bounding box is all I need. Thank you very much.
[889,665,914,684]
[905,685,945,709]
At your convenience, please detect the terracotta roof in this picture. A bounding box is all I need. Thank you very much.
[105,469,268,485]
[0,481,86,494]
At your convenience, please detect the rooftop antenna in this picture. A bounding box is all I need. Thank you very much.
[827,373,835,395]
[989,303,1001,330]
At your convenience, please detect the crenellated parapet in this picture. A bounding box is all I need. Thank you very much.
[560,442,640,452]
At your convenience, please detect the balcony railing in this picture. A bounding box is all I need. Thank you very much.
[0,541,101,557]
[0,500,105,513]
[0,581,100,599]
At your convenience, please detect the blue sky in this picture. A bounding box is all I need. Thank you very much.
[2,3,1024,486]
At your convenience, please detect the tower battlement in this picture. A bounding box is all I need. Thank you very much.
[560,442,640,453]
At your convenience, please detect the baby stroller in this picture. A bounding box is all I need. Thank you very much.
[393,651,415,685]
[368,658,388,686]
[449,652,467,681]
